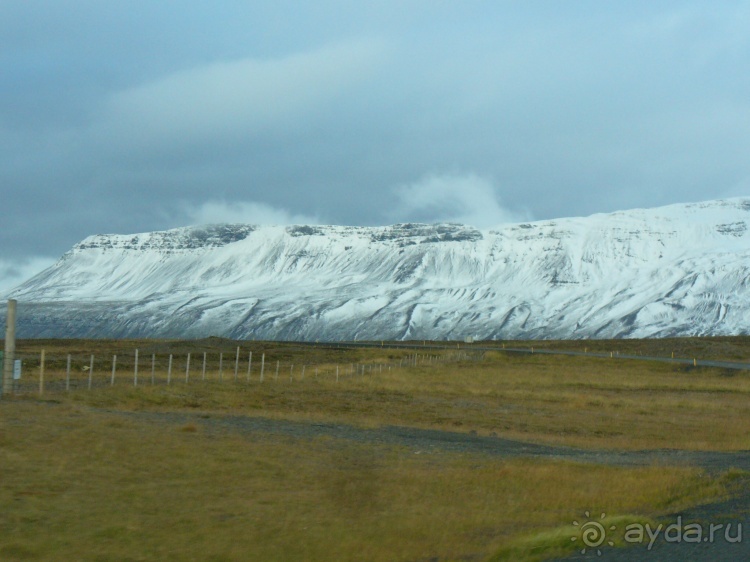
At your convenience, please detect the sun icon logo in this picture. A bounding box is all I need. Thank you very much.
[571,511,616,555]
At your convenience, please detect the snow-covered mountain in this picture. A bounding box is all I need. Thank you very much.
[7,198,750,340]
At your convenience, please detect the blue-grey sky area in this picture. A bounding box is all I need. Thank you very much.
[2,1,750,292]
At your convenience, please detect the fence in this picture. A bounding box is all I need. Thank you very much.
[6,346,468,396]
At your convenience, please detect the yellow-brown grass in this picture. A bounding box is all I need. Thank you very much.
[15,345,750,450]
[0,401,738,562]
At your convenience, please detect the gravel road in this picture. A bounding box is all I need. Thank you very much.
[113,409,750,472]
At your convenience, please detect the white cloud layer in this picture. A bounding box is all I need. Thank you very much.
[185,200,320,226]
[0,257,57,296]
[98,40,386,152]
[392,174,530,229]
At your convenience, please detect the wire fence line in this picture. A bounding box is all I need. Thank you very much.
[307,340,750,372]
[7,347,468,396]
[8,336,746,397]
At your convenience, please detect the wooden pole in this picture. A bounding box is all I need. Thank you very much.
[167,354,173,385]
[247,351,252,382]
[151,353,155,385]
[336,365,339,382]
[202,352,206,381]
[290,364,294,382]
[134,349,139,387]
[275,360,279,381]
[66,354,71,391]
[1,299,16,399]
[219,353,224,381]
[234,346,240,381]
[260,353,265,382]
[39,349,45,396]
[111,355,117,386]
[88,354,94,390]
[186,353,191,383]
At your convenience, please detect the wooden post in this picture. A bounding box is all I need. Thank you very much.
[336,365,339,382]
[275,360,279,381]
[202,352,207,381]
[167,354,173,385]
[260,353,265,382]
[247,351,252,382]
[290,364,294,382]
[186,353,191,382]
[134,349,139,387]
[2,299,17,399]
[66,354,71,391]
[234,346,240,381]
[39,349,45,396]
[219,353,224,381]
[111,355,117,386]
[88,354,94,390]
[151,353,155,385]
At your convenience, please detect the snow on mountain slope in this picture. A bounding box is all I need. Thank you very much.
[7,198,750,340]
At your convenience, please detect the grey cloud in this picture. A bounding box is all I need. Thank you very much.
[1,1,750,289]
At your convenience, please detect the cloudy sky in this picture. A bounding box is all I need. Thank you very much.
[2,1,750,292]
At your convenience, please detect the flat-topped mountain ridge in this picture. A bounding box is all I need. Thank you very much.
[7,197,750,340]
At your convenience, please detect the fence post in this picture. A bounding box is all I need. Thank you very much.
[336,365,339,382]
[39,349,45,396]
[134,349,139,387]
[247,351,252,382]
[301,365,305,380]
[219,353,224,381]
[1,299,16,399]
[202,352,207,381]
[66,354,71,391]
[186,353,191,383]
[275,360,279,381]
[88,355,94,390]
[290,364,294,382]
[151,353,155,385]
[111,355,117,386]
[167,354,173,385]
[260,353,265,382]
[234,346,240,381]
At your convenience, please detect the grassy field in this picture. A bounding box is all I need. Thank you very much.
[478,334,750,363]
[2,338,750,561]
[10,339,750,450]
